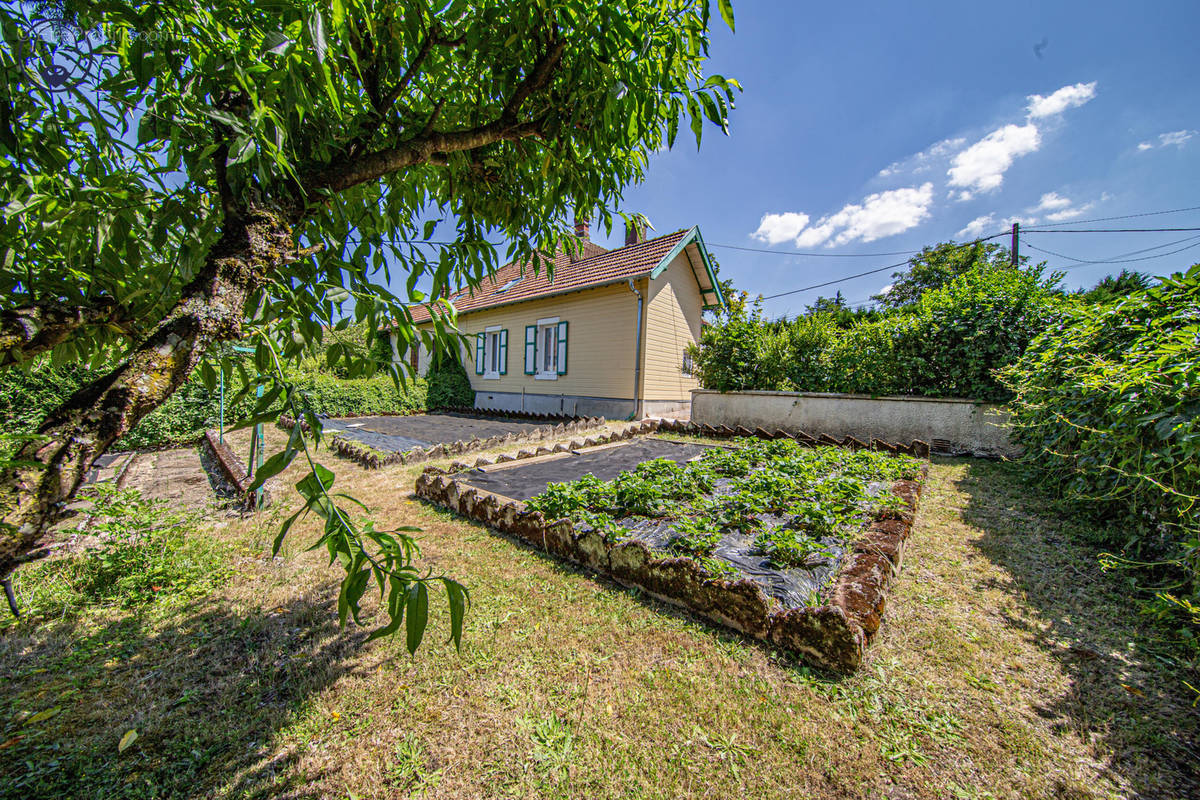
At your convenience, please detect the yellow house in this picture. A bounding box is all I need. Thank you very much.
[405,222,723,419]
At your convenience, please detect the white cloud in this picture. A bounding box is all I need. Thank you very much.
[957,214,996,239]
[1137,129,1196,151]
[751,184,934,250]
[1036,192,1072,211]
[877,137,966,179]
[947,124,1041,194]
[1045,203,1094,222]
[751,212,810,245]
[1026,82,1097,118]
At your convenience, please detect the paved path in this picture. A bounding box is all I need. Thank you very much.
[119,446,221,508]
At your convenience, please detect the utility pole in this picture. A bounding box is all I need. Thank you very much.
[1011,222,1019,266]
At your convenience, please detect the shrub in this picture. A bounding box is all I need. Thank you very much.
[2,485,230,622]
[691,263,1067,401]
[425,351,475,409]
[899,265,1068,400]
[1000,266,1200,585]
[1,363,428,452]
[292,371,427,418]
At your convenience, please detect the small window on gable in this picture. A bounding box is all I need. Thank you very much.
[495,276,523,294]
[682,349,695,377]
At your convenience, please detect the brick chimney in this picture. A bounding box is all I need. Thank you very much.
[624,214,651,247]
[569,215,589,262]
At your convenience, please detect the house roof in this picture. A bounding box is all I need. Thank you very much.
[407,227,722,323]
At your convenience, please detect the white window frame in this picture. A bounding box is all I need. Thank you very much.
[534,316,559,380]
[482,325,502,380]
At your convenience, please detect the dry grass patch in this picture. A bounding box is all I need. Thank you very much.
[2,432,1197,799]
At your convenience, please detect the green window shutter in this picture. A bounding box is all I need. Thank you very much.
[474,332,485,375]
[524,325,537,375]
[556,321,568,375]
[499,329,508,375]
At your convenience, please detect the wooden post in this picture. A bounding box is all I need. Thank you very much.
[1011,222,1019,265]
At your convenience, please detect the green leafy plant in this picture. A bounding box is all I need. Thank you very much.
[668,514,724,557]
[424,349,475,410]
[3,485,230,622]
[690,253,1069,401]
[1000,264,1200,622]
[754,526,832,569]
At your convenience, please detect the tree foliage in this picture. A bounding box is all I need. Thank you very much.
[1000,265,1200,610]
[873,240,1015,309]
[691,255,1067,401]
[0,0,738,642]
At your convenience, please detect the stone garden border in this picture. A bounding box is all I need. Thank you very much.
[414,422,929,672]
[277,408,607,470]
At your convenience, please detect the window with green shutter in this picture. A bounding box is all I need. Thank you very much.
[474,332,485,375]
[524,325,537,374]
[534,317,564,379]
[556,320,568,375]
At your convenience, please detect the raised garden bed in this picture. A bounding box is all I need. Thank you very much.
[416,429,928,672]
[277,409,606,470]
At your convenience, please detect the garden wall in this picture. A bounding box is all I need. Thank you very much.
[691,389,1015,458]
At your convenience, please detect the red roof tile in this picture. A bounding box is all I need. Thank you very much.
[407,229,691,323]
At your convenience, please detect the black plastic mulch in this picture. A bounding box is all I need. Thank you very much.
[454,436,865,609]
[323,413,547,454]
[455,438,714,501]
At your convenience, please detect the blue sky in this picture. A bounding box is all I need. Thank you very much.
[580,0,1200,318]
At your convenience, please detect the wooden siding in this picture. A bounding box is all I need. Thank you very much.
[641,252,703,402]
[425,281,640,399]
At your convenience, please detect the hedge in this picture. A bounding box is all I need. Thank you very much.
[690,264,1068,402]
[1000,265,1200,573]
[0,366,428,451]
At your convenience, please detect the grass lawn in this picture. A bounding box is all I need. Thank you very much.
[2,424,1197,799]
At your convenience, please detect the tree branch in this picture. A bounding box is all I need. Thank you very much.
[0,207,294,578]
[0,298,127,366]
[306,35,564,197]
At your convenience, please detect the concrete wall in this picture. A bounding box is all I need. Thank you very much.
[473,389,635,419]
[691,390,1016,457]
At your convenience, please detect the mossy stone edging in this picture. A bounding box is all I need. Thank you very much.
[654,417,932,458]
[278,410,607,470]
[414,425,928,673]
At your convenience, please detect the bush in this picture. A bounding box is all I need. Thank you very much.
[0,361,429,451]
[425,350,475,409]
[292,371,427,418]
[1000,265,1200,581]
[2,485,231,623]
[691,264,1067,401]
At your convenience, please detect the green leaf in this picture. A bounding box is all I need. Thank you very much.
[296,463,336,501]
[443,578,469,651]
[718,0,736,32]
[405,581,429,655]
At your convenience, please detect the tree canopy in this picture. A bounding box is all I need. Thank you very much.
[873,240,1015,309]
[0,0,738,641]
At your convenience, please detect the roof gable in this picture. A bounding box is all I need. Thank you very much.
[408,228,717,323]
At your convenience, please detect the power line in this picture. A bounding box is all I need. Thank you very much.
[1025,238,1200,269]
[1027,204,1200,228]
[1022,226,1200,234]
[1022,233,1200,265]
[759,258,913,300]
[709,242,921,258]
[756,230,1013,301]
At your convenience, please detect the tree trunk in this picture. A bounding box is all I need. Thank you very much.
[0,208,292,578]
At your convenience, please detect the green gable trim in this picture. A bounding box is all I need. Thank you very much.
[647,226,725,308]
